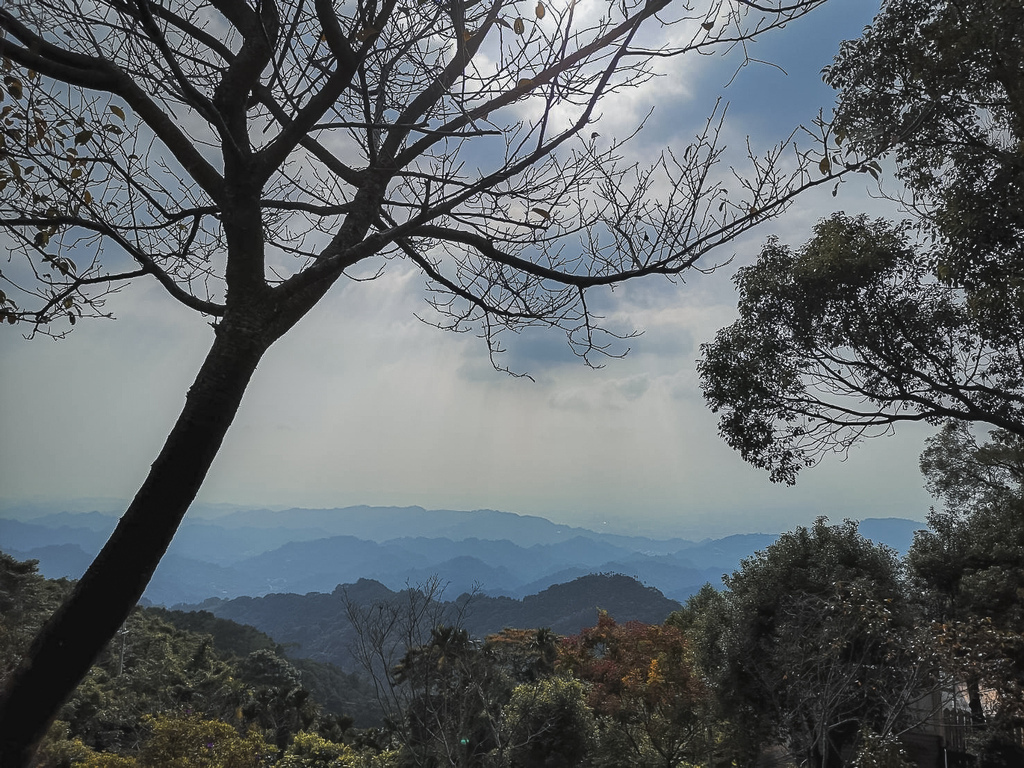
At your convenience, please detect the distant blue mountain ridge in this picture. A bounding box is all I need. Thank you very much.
[0,504,927,606]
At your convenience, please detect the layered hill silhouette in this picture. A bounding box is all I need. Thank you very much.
[0,503,925,606]
[185,573,685,670]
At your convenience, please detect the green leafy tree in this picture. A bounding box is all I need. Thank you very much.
[235,650,319,750]
[0,554,72,677]
[344,577,467,744]
[147,609,283,660]
[136,713,273,768]
[58,609,245,753]
[389,625,505,767]
[909,422,1024,764]
[721,519,923,768]
[1,557,362,764]
[63,714,274,768]
[498,676,596,768]
[666,584,729,679]
[666,585,739,768]
[0,0,837,761]
[30,720,97,768]
[482,627,560,685]
[699,0,1024,483]
[79,753,140,768]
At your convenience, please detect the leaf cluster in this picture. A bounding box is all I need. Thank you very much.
[701,0,1024,482]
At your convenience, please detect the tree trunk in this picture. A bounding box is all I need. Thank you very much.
[967,676,986,727]
[0,319,271,767]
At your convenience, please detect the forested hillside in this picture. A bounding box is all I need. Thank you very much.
[188,573,682,669]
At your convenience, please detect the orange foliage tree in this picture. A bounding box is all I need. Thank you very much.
[559,613,708,768]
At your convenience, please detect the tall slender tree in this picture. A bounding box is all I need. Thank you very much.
[0,0,837,762]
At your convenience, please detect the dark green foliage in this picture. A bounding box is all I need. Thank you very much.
[0,554,73,676]
[391,626,501,766]
[700,212,1023,484]
[700,0,1024,482]
[148,608,283,659]
[0,553,369,760]
[500,676,596,768]
[666,584,730,703]
[290,658,373,726]
[720,519,922,768]
[910,423,1024,760]
[919,422,1024,514]
[384,625,567,767]
[155,604,380,732]
[911,423,1024,629]
[58,608,245,752]
[826,0,1024,314]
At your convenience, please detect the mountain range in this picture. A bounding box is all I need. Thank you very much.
[0,503,926,607]
[185,573,688,671]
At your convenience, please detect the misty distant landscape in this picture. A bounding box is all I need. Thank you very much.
[1,502,929,675]
[1,502,924,608]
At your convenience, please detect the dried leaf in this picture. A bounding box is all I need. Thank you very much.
[513,16,525,35]
[535,2,545,19]
[3,76,22,100]
[531,207,551,219]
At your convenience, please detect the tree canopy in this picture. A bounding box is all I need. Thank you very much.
[719,519,920,768]
[698,0,1024,482]
[559,613,708,768]
[909,423,1024,758]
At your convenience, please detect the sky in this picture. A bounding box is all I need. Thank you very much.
[0,0,937,540]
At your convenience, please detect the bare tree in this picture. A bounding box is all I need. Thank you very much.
[0,0,840,762]
[343,577,460,731]
[344,579,492,767]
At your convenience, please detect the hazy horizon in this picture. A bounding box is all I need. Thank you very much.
[0,495,927,542]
